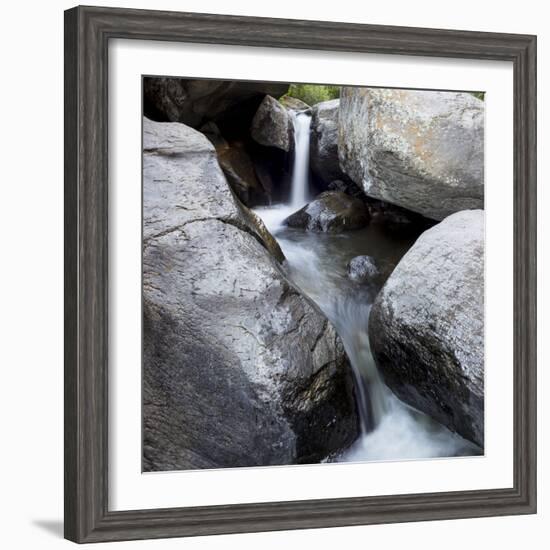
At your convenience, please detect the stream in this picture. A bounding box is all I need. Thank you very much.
[254,112,480,463]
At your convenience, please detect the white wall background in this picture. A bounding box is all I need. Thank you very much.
[0,1,546,548]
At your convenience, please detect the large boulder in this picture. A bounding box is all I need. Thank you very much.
[143,77,288,130]
[285,191,369,233]
[143,117,359,471]
[310,99,348,185]
[250,95,294,152]
[338,88,484,221]
[369,210,484,446]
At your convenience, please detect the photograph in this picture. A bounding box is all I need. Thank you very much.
[1,0,542,546]
[142,77,485,472]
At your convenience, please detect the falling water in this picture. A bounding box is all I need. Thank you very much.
[289,112,312,209]
[253,115,481,463]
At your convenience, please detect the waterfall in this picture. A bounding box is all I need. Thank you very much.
[289,112,312,209]
[327,298,389,434]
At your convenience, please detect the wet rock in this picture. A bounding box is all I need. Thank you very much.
[338,87,484,221]
[239,205,285,263]
[369,210,484,446]
[143,117,359,471]
[347,256,379,283]
[143,77,288,129]
[310,99,349,185]
[250,95,294,152]
[285,191,369,233]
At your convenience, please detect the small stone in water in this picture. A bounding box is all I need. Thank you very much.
[347,255,379,283]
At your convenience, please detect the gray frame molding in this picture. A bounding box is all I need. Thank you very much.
[64,5,537,543]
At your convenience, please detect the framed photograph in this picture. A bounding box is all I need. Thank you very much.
[64,5,537,543]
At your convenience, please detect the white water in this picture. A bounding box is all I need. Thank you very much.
[289,112,312,209]
[254,116,480,463]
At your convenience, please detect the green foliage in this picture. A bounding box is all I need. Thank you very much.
[283,85,483,104]
[284,84,341,106]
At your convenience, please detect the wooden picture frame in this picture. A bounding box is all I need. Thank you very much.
[64,5,537,543]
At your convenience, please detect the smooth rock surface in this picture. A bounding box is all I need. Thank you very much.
[285,191,369,233]
[143,117,359,471]
[369,210,484,446]
[251,95,294,152]
[310,99,349,185]
[338,88,484,220]
[144,77,288,129]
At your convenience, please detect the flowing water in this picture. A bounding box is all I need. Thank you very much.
[254,113,480,463]
[289,112,312,209]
